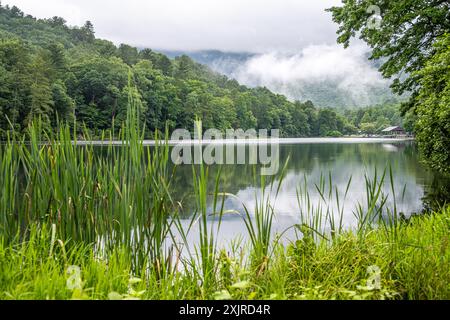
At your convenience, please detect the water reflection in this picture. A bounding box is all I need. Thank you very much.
[167,140,448,245]
[93,139,448,246]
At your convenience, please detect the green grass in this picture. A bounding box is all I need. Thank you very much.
[0,207,448,300]
[0,81,448,300]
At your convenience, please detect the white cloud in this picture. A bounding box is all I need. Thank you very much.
[221,44,391,105]
[232,44,387,87]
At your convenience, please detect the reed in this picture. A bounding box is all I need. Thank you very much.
[240,159,288,274]
[0,77,179,276]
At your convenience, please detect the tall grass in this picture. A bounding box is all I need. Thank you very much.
[0,78,178,275]
[295,167,407,244]
[241,160,288,274]
[296,172,351,242]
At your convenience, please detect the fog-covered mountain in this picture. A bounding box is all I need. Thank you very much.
[159,47,399,108]
[159,50,256,75]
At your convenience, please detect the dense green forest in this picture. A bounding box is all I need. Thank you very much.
[0,4,405,139]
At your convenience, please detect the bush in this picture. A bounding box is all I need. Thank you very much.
[326,130,343,137]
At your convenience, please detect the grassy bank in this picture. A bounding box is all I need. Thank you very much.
[0,206,448,300]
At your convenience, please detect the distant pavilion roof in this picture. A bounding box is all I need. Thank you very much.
[382,126,404,132]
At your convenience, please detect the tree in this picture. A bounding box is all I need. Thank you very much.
[118,44,139,66]
[0,39,31,131]
[235,93,257,130]
[327,130,343,137]
[93,39,117,57]
[360,122,377,135]
[303,101,319,136]
[414,34,450,173]
[116,85,147,130]
[342,122,357,135]
[1,3,401,140]
[139,48,153,61]
[139,49,173,75]
[156,54,173,76]
[210,96,236,130]
[27,52,54,128]
[174,55,194,79]
[10,5,23,17]
[317,109,339,137]
[82,21,95,42]
[402,110,417,134]
[68,56,129,130]
[375,116,391,132]
[327,0,450,97]
[46,42,66,76]
[291,102,310,136]
[51,80,74,126]
[72,21,95,43]
[328,0,450,171]
[47,16,67,28]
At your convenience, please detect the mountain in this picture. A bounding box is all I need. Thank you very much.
[158,49,255,75]
[160,49,400,108]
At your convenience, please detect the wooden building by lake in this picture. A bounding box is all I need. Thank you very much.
[381,126,406,136]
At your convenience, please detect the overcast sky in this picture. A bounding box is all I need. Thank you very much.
[3,0,343,52]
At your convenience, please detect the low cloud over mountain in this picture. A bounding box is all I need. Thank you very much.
[165,45,397,107]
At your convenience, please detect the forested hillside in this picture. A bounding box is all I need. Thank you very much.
[162,49,400,108]
[0,4,403,138]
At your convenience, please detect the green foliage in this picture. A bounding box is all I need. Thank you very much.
[118,44,139,66]
[338,103,406,134]
[327,0,450,96]
[51,80,74,126]
[0,201,448,299]
[326,130,343,137]
[414,34,450,173]
[328,0,450,171]
[27,51,54,129]
[72,21,95,43]
[317,109,340,136]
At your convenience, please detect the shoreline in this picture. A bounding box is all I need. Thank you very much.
[73,136,416,146]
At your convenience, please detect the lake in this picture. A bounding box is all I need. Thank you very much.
[123,137,447,247]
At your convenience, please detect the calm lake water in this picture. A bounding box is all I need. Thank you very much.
[87,138,449,247]
[147,138,448,246]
